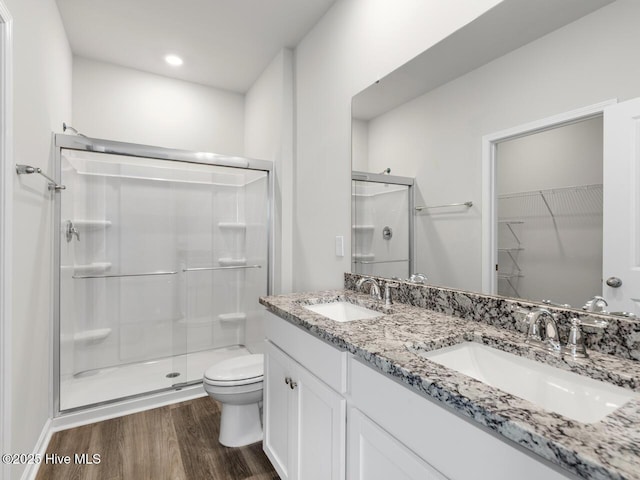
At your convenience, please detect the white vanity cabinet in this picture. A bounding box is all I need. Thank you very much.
[263,311,575,480]
[263,312,347,480]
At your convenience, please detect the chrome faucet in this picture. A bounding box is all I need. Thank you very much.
[356,277,382,301]
[525,308,561,355]
[583,295,608,313]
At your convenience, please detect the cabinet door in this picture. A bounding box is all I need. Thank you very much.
[295,365,346,480]
[263,341,297,480]
[348,408,446,480]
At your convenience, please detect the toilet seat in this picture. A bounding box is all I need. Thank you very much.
[204,354,264,387]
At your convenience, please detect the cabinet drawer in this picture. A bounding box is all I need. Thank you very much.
[264,310,347,393]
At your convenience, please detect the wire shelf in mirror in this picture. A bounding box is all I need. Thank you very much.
[498,183,602,218]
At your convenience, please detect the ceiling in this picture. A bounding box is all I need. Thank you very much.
[56,0,336,93]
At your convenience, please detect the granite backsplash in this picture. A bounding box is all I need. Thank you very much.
[345,272,640,361]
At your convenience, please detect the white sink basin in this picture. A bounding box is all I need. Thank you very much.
[303,301,383,322]
[420,342,637,424]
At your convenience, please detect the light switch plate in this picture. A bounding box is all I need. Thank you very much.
[335,235,344,257]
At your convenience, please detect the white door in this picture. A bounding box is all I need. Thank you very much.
[603,98,640,314]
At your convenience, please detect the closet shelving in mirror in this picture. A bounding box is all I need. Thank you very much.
[497,218,524,297]
[497,273,523,297]
[497,184,602,218]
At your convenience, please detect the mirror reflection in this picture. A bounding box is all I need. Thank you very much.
[351,172,413,279]
[351,0,640,316]
[496,117,603,308]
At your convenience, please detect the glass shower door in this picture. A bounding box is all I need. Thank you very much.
[58,149,189,410]
[179,167,269,385]
[352,176,412,279]
[58,146,270,412]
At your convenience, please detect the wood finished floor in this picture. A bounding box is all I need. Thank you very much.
[35,397,279,480]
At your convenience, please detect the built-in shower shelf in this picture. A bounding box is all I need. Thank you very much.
[71,220,112,230]
[218,222,246,230]
[352,253,375,261]
[65,262,112,275]
[73,328,112,344]
[218,257,247,267]
[176,313,247,326]
[218,313,247,323]
[352,225,375,232]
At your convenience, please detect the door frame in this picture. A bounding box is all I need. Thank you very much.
[481,99,616,295]
[0,1,13,476]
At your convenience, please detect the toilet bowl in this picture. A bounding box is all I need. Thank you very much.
[203,353,264,447]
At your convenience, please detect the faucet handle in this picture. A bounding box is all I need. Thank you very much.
[563,318,588,359]
[408,273,427,284]
[383,282,399,306]
[582,295,608,313]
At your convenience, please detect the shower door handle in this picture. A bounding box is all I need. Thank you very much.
[65,220,80,242]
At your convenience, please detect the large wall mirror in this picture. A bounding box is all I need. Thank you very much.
[351,0,640,317]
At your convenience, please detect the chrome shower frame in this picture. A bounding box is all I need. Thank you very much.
[52,134,274,416]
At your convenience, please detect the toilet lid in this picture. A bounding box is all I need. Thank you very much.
[204,354,264,383]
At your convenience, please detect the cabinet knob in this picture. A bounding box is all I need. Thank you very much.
[289,380,297,390]
[285,377,291,385]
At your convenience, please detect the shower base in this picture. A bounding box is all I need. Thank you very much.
[60,345,250,412]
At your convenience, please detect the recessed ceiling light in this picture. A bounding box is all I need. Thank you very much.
[165,54,183,66]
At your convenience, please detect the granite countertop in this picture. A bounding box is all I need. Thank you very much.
[260,289,640,480]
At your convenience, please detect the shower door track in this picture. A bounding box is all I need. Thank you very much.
[52,133,274,416]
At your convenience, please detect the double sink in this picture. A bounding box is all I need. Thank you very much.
[302,297,637,424]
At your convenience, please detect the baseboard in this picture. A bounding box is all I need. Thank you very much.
[20,418,53,480]
[51,384,207,432]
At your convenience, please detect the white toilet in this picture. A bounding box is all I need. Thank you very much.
[203,353,264,447]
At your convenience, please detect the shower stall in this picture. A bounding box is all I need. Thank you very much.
[351,171,414,279]
[54,135,271,413]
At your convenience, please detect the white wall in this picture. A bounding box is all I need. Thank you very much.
[73,57,245,155]
[244,49,294,294]
[293,0,503,291]
[4,0,72,477]
[363,0,640,292]
[496,117,603,195]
